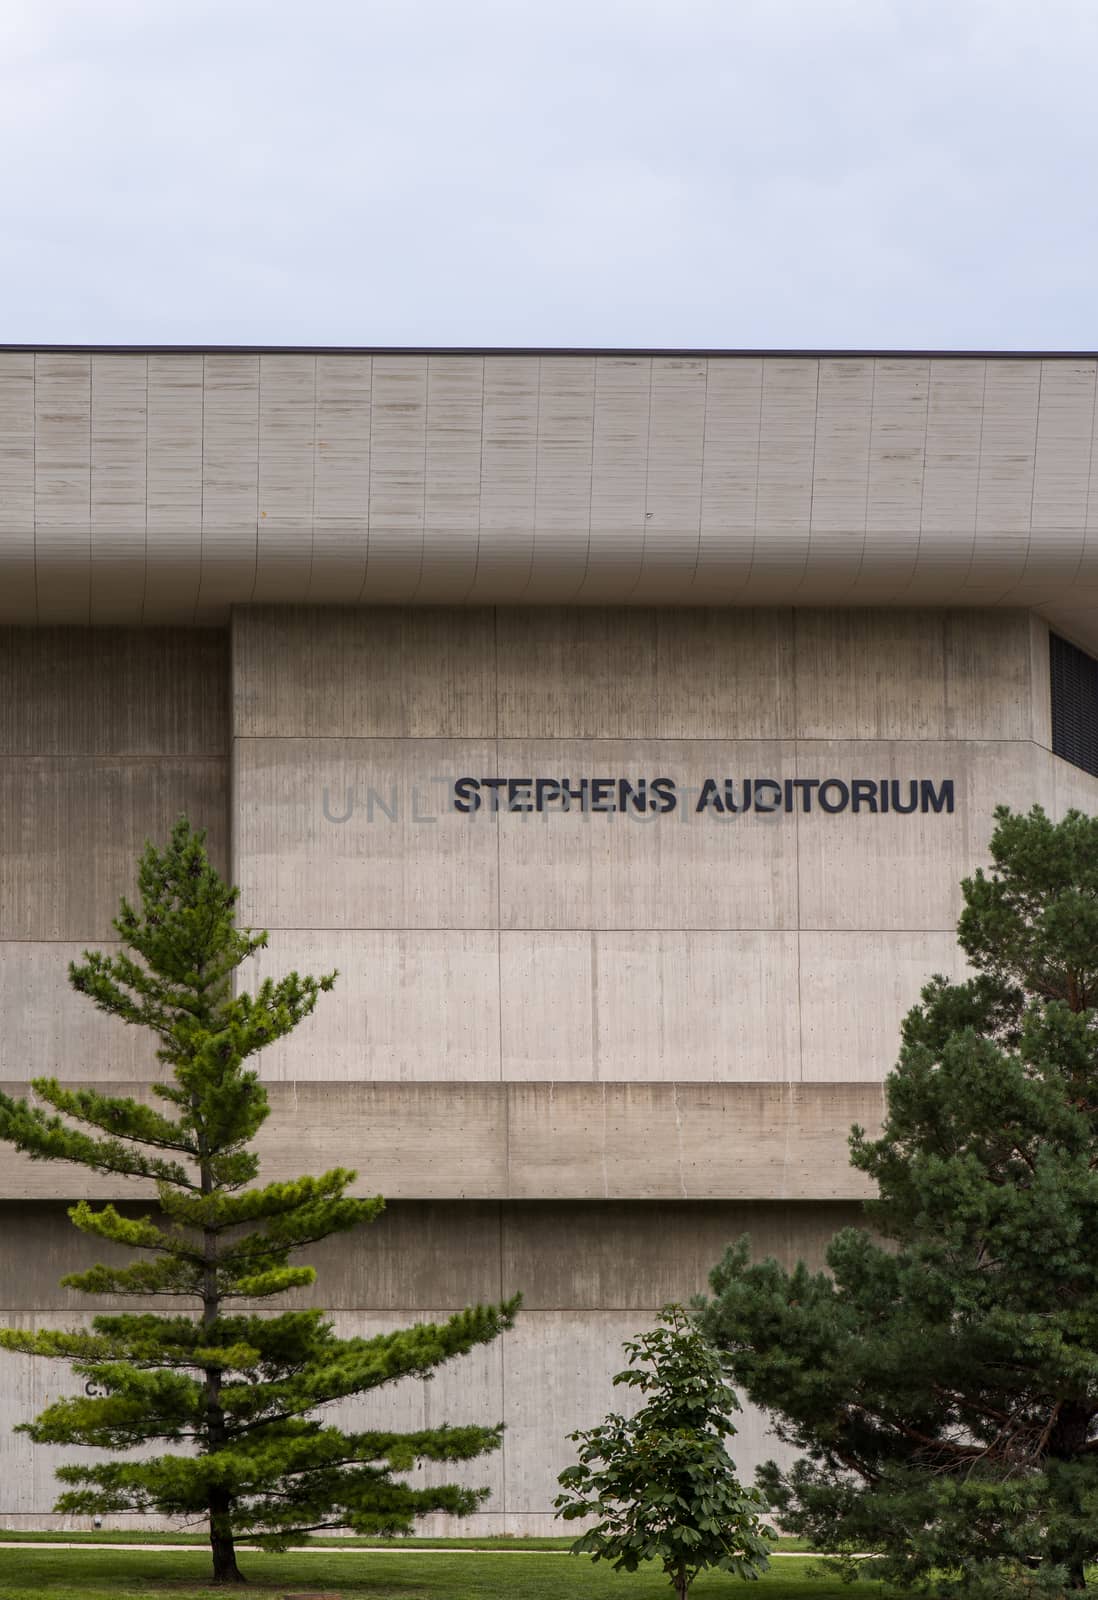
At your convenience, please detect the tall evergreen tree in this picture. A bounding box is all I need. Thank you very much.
[699,805,1098,1597]
[0,819,518,1583]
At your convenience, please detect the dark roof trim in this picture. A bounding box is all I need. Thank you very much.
[4,345,1098,359]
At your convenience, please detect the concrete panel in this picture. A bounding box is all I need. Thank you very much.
[364,356,427,602]
[233,737,499,930]
[0,354,35,623]
[248,930,501,1081]
[34,355,92,624]
[421,358,484,600]
[0,1201,502,1315]
[499,1199,860,1309]
[465,357,538,601]
[579,356,650,601]
[144,355,203,622]
[253,354,317,603]
[499,932,594,1080]
[320,1308,505,1513]
[794,609,1033,742]
[1050,750,1098,813]
[500,1309,787,1517]
[1030,361,1094,561]
[0,1312,106,1516]
[308,355,372,600]
[794,610,948,740]
[308,518,369,603]
[810,359,873,534]
[0,943,156,1083]
[504,1082,881,1202]
[496,610,658,737]
[0,1082,885,1201]
[495,608,794,740]
[794,740,1055,934]
[0,1199,857,1315]
[588,932,799,1082]
[1029,612,1053,750]
[631,358,706,602]
[202,355,260,527]
[799,930,966,1082]
[495,740,798,931]
[865,359,928,533]
[232,607,496,739]
[968,360,1040,595]
[943,610,1033,740]
[256,1082,510,1200]
[252,517,316,603]
[0,757,228,940]
[500,931,798,1084]
[501,1310,644,1514]
[743,359,816,599]
[314,355,372,520]
[0,628,228,756]
[920,360,983,550]
[89,356,147,624]
[258,355,316,521]
[0,355,34,528]
[694,356,761,601]
[529,357,595,601]
[198,356,259,618]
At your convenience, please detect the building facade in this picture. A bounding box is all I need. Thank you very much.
[1,349,1098,1529]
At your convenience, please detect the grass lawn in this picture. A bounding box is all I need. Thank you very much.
[0,1535,811,1552]
[0,1547,899,1600]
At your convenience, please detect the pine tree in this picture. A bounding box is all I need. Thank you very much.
[699,804,1098,1597]
[0,819,518,1583]
[554,1306,773,1599]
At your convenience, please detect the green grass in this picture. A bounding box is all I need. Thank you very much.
[0,1547,897,1600]
[0,1534,811,1553]
[0,1535,580,1550]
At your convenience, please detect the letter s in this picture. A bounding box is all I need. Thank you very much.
[650,778,678,814]
[453,778,481,814]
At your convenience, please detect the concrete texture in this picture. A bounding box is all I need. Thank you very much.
[2,575,1098,1525]
[0,1081,884,1201]
[8,353,1098,627]
[226,606,1098,1092]
[0,1199,858,1531]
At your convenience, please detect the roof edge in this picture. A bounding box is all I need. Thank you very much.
[4,345,1098,359]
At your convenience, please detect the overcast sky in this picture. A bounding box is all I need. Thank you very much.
[2,0,1096,348]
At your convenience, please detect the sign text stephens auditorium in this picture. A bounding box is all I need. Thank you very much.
[452,777,954,816]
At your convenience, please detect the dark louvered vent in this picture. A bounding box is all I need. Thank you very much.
[1050,631,1098,779]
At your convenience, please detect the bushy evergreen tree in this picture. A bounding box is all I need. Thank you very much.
[0,820,517,1583]
[555,1306,773,1599]
[699,805,1098,1597]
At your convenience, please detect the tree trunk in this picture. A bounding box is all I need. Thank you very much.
[670,1566,690,1600]
[199,1135,244,1583]
[210,1498,246,1585]
[1066,1560,1086,1591]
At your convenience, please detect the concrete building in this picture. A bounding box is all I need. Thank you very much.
[2,348,1098,1529]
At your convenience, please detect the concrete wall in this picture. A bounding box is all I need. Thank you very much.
[2,604,1098,1528]
[0,1199,860,1533]
[230,605,1090,1095]
[0,628,229,1082]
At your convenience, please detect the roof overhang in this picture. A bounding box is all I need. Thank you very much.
[1,349,1096,641]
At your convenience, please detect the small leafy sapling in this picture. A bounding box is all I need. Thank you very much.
[554,1305,773,1600]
